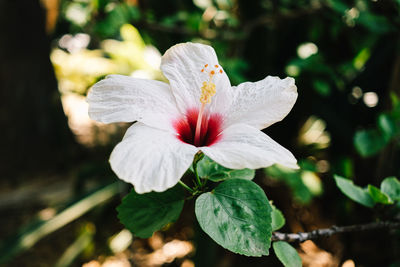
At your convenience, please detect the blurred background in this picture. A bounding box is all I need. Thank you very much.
[0,0,400,266]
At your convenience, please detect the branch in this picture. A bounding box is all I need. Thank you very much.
[271,221,400,243]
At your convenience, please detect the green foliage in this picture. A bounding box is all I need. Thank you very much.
[95,4,140,38]
[381,177,400,202]
[117,185,185,238]
[354,97,400,157]
[368,184,393,204]
[313,79,331,97]
[47,0,400,264]
[327,0,395,33]
[197,156,255,182]
[379,114,398,140]
[115,159,281,257]
[334,175,375,207]
[273,241,302,267]
[353,48,371,70]
[0,183,120,264]
[368,185,393,205]
[356,12,394,34]
[336,157,355,179]
[354,129,388,157]
[218,57,249,85]
[271,204,286,232]
[55,223,95,267]
[61,1,140,37]
[195,179,272,256]
[334,175,400,207]
[265,166,312,204]
[264,162,322,204]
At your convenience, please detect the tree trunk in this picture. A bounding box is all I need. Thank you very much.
[0,0,76,176]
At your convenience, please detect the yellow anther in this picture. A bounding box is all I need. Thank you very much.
[199,63,222,104]
[200,80,216,104]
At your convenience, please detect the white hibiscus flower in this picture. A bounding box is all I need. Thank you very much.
[87,42,298,193]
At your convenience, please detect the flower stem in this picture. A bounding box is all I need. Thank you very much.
[194,103,205,146]
[178,180,194,193]
[192,160,203,188]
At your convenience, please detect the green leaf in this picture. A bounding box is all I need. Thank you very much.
[378,114,397,141]
[334,175,375,208]
[327,0,348,13]
[195,179,272,256]
[313,79,331,97]
[117,185,185,238]
[298,159,317,172]
[353,47,371,70]
[271,204,286,231]
[368,185,393,204]
[354,129,388,157]
[356,12,394,34]
[273,241,302,267]
[381,177,400,202]
[197,156,255,182]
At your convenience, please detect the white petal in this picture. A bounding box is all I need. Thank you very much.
[87,75,179,131]
[110,123,198,193]
[161,42,232,115]
[201,124,298,170]
[226,76,297,130]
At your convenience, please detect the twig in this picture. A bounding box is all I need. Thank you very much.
[271,221,400,243]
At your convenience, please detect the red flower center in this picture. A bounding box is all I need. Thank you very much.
[173,108,223,147]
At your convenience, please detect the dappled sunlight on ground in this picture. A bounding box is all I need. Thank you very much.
[341,259,355,267]
[299,240,339,267]
[138,239,194,266]
[83,257,131,267]
[83,231,194,267]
